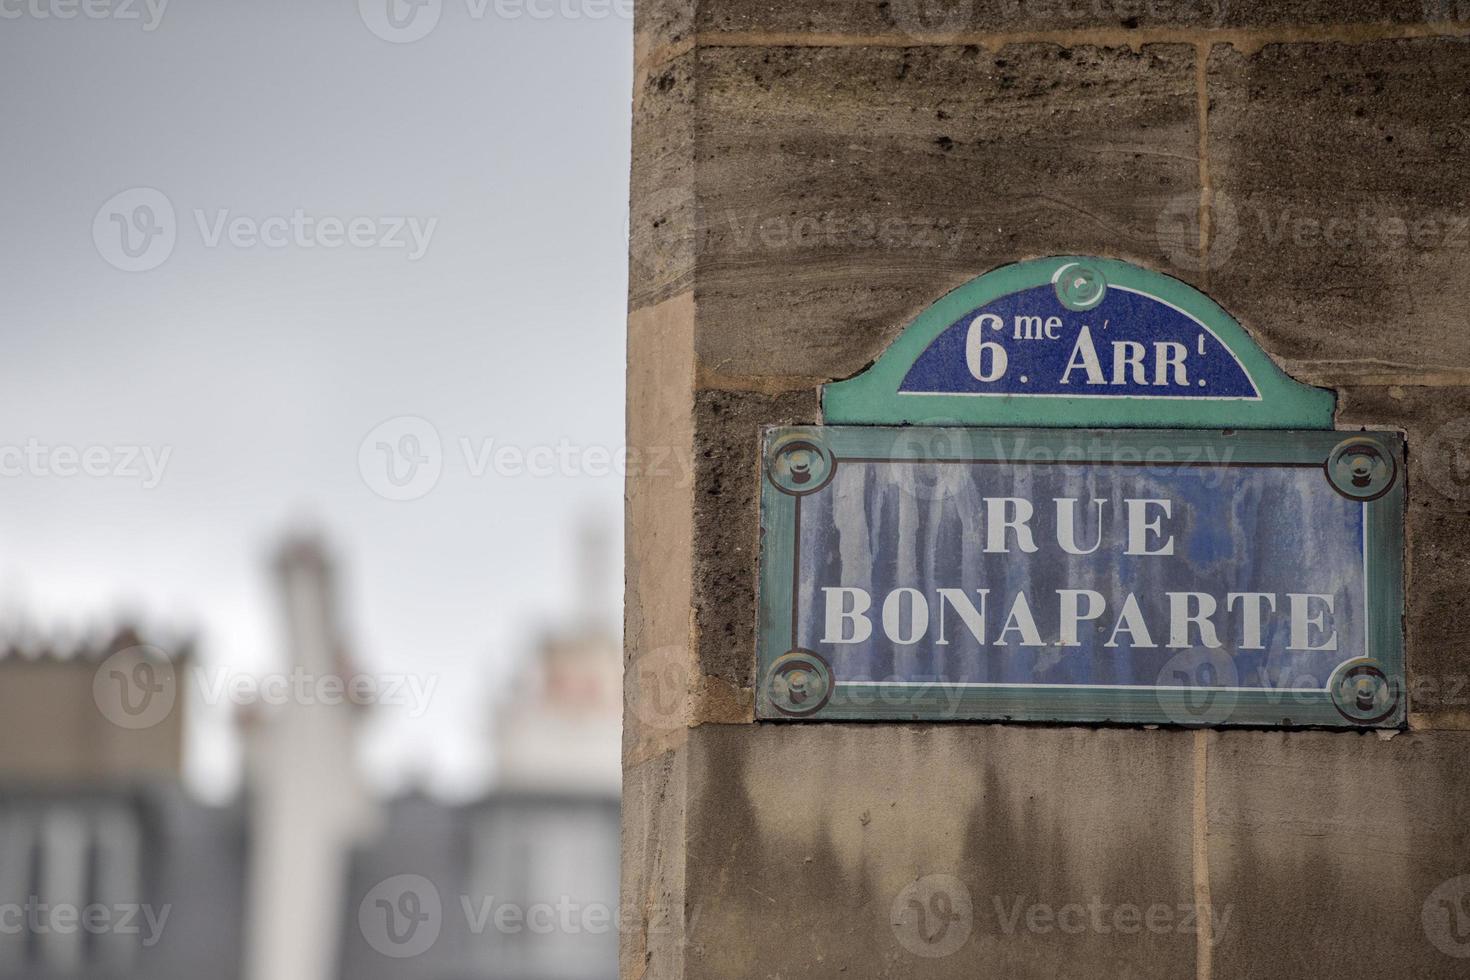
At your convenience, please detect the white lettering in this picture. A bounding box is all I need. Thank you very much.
[1167,592,1221,649]
[935,589,988,645]
[1060,325,1106,385]
[1287,593,1337,651]
[881,588,929,644]
[822,587,872,644]
[984,497,1037,554]
[1124,499,1175,556]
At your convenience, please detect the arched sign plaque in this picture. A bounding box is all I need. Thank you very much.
[822,256,1334,429]
[758,257,1405,728]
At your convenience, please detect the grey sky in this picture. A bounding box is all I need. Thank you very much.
[0,0,632,797]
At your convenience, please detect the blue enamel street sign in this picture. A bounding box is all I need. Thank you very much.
[757,427,1405,728]
[756,257,1406,728]
[822,257,1335,430]
[899,271,1257,399]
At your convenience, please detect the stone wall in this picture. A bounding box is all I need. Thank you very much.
[624,4,1470,977]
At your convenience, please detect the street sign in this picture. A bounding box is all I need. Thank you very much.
[823,256,1335,430]
[757,257,1406,728]
[757,426,1405,727]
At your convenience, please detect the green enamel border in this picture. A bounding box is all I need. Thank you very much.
[821,256,1336,429]
[756,426,1406,728]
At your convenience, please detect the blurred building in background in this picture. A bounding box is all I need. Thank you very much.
[0,628,186,783]
[0,629,247,980]
[495,523,621,795]
[338,523,622,980]
[0,524,620,980]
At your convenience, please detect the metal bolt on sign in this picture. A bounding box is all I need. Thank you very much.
[1325,437,1398,501]
[766,651,833,717]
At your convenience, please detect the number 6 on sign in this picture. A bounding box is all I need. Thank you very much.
[964,313,1007,382]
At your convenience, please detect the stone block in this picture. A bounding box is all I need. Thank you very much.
[1218,0,1435,29]
[1205,40,1470,383]
[627,295,699,761]
[622,746,690,980]
[694,0,1443,37]
[691,43,1200,381]
[683,723,1200,979]
[639,0,695,48]
[1206,729,1470,977]
[632,51,698,310]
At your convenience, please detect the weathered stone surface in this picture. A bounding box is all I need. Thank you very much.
[1419,0,1470,29]
[683,724,1199,979]
[1205,40,1470,382]
[627,295,698,763]
[631,51,698,310]
[691,386,819,692]
[697,0,1231,35]
[1405,507,1470,728]
[1218,0,1439,29]
[695,0,1435,36]
[638,0,694,48]
[1206,729,1470,978]
[622,746,689,980]
[691,43,1200,380]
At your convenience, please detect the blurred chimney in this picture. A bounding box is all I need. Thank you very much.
[577,518,613,635]
[274,535,351,680]
[243,533,377,980]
